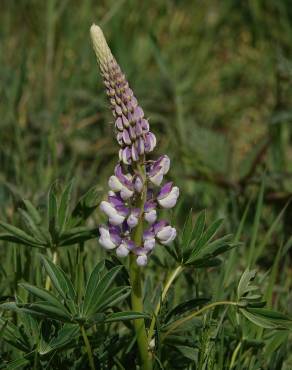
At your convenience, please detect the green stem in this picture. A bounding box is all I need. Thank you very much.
[129,252,152,370]
[128,160,152,370]
[45,248,58,290]
[80,325,95,370]
[162,301,238,340]
[148,265,183,344]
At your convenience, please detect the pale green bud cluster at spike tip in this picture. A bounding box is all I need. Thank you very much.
[90,24,179,266]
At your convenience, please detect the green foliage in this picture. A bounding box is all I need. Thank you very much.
[0,181,102,249]
[1,0,292,368]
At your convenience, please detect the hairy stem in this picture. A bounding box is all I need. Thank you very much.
[80,325,95,370]
[45,249,58,290]
[148,265,183,343]
[162,301,238,340]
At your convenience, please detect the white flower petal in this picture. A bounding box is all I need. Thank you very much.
[144,238,155,252]
[108,176,122,192]
[120,187,134,200]
[158,187,179,209]
[136,254,148,266]
[127,214,138,228]
[145,210,157,224]
[99,236,116,249]
[100,201,116,217]
[161,228,177,245]
[116,244,129,257]
[157,226,173,240]
[109,213,125,225]
[149,172,164,186]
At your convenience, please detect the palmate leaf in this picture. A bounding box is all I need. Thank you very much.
[237,269,257,300]
[22,199,42,225]
[59,227,98,246]
[82,265,123,317]
[41,256,76,302]
[0,221,43,248]
[240,307,292,329]
[18,208,45,243]
[19,283,69,313]
[95,286,131,313]
[193,218,224,253]
[82,260,105,315]
[5,358,30,370]
[20,302,72,323]
[0,317,30,352]
[185,234,237,266]
[179,212,234,267]
[38,324,79,355]
[181,211,205,259]
[0,232,44,248]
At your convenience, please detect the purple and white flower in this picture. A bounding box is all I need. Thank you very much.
[108,165,134,200]
[154,221,177,245]
[157,182,179,209]
[127,208,140,228]
[144,200,157,224]
[91,24,179,266]
[99,225,121,250]
[148,155,170,186]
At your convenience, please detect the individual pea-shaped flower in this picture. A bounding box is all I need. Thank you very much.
[143,228,156,252]
[154,220,177,245]
[116,239,135,258]
[135,248,148,267]
[108,165,134,200]
[134,174,143,193]
[100,196,129,225]
[99,224,121,250]
[127,208,140,228]
[157,182,179,209]
[148,155,170,186]
[144,200,157,224]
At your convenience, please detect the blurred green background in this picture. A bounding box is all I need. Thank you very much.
[0,0,292,367]
[1,1,292,265]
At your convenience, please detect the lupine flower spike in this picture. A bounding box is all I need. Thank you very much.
[91,24,179,266]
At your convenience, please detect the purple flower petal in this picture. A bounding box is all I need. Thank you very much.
[144,132,156,153]
[115,205,129,217]
[122,129,131,145]
[129,125,136,140]
[135,122,143,136]
[134,175,143,193]
[144,200,156,212]
[153,220,168,234]
[143,227,155,240]
[121,114,129,128]
[157,182,173,199]
[137,137,145,155]
[131,144,139,161]
[108,195,124,207]
[141,119,149,133]
[115,117,123,131]
[134,106,144,121]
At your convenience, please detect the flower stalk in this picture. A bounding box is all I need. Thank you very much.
[80,325,95,370]
[90,24,179,368]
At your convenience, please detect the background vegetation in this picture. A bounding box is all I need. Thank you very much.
[0,0,291,369]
